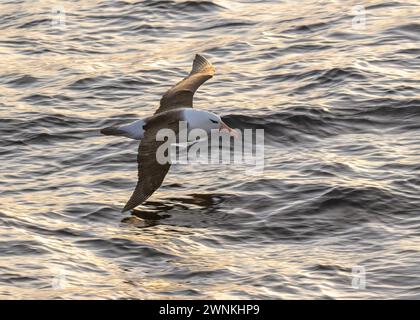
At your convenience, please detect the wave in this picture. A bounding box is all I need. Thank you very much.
[142,0,224,12]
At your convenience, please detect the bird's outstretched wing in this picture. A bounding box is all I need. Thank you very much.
[122,114,179,212]
[155,54,215,115]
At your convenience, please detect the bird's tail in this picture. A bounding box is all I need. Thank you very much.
[100,126,126,136]
[100,119,145,140]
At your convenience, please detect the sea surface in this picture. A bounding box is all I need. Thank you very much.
[0,0,419,299]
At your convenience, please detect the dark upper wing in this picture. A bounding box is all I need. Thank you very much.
[122,114,179,212]
[154,54,215,115]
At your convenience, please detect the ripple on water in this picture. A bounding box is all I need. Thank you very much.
[1,0,420,299]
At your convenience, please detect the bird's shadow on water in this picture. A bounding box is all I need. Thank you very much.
[120,193,224,228]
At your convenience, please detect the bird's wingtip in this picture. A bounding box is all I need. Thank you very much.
[191,53,214,75]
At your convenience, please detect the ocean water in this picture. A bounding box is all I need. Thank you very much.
[0,0,419,299]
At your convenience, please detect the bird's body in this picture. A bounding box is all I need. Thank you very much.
[101,54,237,212]
[101,108,223,141]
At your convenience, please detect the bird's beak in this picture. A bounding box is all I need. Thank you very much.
[219,121,239,138]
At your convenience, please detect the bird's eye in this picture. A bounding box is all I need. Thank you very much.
[210,119,218,124]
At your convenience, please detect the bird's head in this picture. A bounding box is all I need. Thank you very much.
[184,109,238,138]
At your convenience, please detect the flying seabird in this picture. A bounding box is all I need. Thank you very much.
[101,54,237,212]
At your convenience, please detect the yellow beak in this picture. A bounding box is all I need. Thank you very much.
[219,121,239,138]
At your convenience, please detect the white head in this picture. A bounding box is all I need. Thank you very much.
[183,109,238,137]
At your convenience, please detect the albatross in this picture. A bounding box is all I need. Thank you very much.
[101,54,237,212]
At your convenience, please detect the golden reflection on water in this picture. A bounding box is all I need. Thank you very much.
[1,0,419,299]
[0,0,417,115]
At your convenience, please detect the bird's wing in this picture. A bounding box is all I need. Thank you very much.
[122,114,180,212]
[155,54,215,115]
